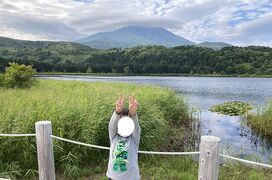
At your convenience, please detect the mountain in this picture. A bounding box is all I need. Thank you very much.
[197,41,232,50]
[77,26,195,49]
[0,36,97,71]
[0,36,94,51]
[0,36,51,48]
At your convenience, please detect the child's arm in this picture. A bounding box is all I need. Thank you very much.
[131,113,141,146]
[108,111,121,141]
[129,96,140,146]
[109,96,125,141]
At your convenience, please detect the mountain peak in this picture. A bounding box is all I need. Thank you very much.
[121,26,164,30]
[197,41,232,50]
[77,26,194,49]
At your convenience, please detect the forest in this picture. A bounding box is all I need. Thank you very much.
[0,41,271,75]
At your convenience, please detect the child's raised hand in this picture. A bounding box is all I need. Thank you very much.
[129,96,138,117]
[115,96,125,114]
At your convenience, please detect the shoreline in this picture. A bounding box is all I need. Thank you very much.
[36,72,272,78]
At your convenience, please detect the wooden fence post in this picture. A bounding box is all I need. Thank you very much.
[35,121,56,180]
[198,136,221,180]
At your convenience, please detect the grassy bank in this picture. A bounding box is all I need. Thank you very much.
[247,101,272,141]
[57,156,272,180]
[0,79,271,179]
[0,79,192,179]
[141,156,272,180]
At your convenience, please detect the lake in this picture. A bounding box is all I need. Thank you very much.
[38,75,272,163]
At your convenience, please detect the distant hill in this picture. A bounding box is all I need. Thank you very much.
[197,41,232,50]
[0,36,97,72]
[0,36,50,48]
[0,36,94,51]
[77,26,195,49]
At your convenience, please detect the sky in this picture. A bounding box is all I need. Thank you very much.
[0,0,271,46]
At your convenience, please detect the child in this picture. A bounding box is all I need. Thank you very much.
[106,96,141,180]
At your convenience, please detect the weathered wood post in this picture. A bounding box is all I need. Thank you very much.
[35,121,56,180]
[198,136,221,180]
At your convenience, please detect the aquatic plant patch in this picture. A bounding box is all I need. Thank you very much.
[209,101,253,116]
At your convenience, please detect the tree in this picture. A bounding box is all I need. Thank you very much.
[4,62,36,88]
[112,68,118,73]
[0,43,271,75]
[123,66,130,74]
[86,66,93,73]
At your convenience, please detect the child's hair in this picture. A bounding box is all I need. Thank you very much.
[121,108,129,117]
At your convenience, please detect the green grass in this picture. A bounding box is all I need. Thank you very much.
[0,79,190,179]
[247,100,272,139]
[56,156,272,180]
[0,79,271,179]
[141,157,272,180]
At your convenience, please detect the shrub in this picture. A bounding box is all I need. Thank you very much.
[4,62,36,88]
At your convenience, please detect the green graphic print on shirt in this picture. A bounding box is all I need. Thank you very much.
[113,137,129,172]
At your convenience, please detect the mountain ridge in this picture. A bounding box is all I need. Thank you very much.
[0,36,94,50]
[197,41,232,50]
[77,26,195,49]
[0,26,233,50]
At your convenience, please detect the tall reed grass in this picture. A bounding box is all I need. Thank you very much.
[247,100,272,141]
[0,79,190,178]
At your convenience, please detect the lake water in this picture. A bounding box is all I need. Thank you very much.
[38,75,272,163]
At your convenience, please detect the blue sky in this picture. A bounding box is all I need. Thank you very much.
[0,0,271,46]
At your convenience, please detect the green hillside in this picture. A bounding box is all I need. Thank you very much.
[0,37,271,75]
[0,37,97,72]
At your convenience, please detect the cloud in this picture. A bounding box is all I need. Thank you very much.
[237,13,272,35]
[229,12,272,45]
[167,0,226,22]
[167,0,272,46]
[0,11,84,41]
[0,0,271,46]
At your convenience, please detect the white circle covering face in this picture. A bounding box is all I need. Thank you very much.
[117,116,135,137]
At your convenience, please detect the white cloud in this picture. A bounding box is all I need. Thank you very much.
[229,12,272,45]
[0,0,271,46]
